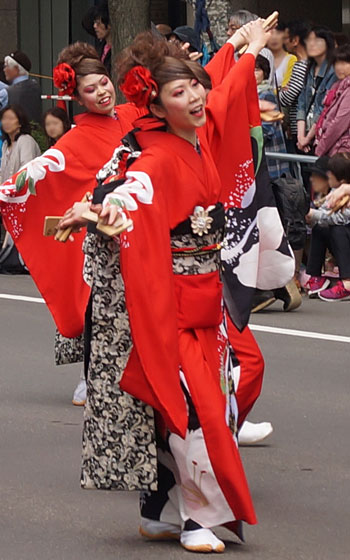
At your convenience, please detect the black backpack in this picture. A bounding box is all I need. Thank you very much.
[271,174,310,251]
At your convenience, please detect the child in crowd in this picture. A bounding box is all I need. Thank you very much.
[309,156,331,205]
[305,156,337,283]
[306,152,350,301]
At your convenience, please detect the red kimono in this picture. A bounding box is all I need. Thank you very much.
[0,105,144,337]
[98,114,256,529]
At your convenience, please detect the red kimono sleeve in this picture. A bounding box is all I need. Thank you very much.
[204,43,235,88]
[203,53,256,152]
[116,153,188,437]
[0,112,141,338]
[200,53,258,206]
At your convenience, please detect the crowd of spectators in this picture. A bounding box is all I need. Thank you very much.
[227,9,350,305]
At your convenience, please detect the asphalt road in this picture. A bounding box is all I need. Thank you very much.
[0,275,349,560]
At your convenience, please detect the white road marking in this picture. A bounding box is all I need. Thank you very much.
[0,293,45,304]
[1,293,349,343]
[249,324,350,344]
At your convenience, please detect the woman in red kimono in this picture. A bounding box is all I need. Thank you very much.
[0,41,147,338]
[62,23,271,553]
[0,41,147,401]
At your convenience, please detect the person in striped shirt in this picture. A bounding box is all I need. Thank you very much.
[280,21,310,146]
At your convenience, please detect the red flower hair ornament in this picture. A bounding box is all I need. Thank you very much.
[53,63,77,96]
[120,65,159,107]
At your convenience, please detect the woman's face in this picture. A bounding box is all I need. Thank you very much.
[306,32,327,59]
[335,60,350,80]
[151,78,207,135]
[77,74,116,116]
[267,29,285,52]
[45,114,65,140]
[93,17,111,41]
[254,67,264,85]
[1,109,20,136]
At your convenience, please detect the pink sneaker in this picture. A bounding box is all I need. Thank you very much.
[318,280,350,302]
[307,276,330,298]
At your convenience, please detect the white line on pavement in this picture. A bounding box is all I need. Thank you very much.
[1,292,349,343]
[0,293,45,304]
[249,324,350,344]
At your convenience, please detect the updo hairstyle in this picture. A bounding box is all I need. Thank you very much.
[56,41,109,95]
[117,31,212,105]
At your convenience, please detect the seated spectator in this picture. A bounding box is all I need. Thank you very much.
[43,107,71,147]
[306,156,337,277]
[2,51,42,124]
[255,55,289,180]
[226,9,275,85]
[306,153,350,301]
[82,0,111,75]
[280,20,310,146]
[267,22,297,89]
[0,105,40,183]
[297,26,337,154]
[315,44,350,156]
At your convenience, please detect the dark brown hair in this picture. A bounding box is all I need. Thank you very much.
[0,104,32,145]
[327,152,350,182]
[42,107,71,146]
[117,31,212,103]
[333,43,350,64]
[56,41,108,94]
[255,55,270,81]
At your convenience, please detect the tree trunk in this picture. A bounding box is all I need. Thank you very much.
[108,0,151,103]
[186,0,231,49]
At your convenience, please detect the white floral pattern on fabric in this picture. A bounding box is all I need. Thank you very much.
[233,206,295,290]
[225,159,255,210]
[103,170,154,211]
[0,148,65,204]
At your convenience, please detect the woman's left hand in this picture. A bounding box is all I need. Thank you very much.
[241,19,271,53]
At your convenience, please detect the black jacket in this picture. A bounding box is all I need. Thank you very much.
[8,78,42,124]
